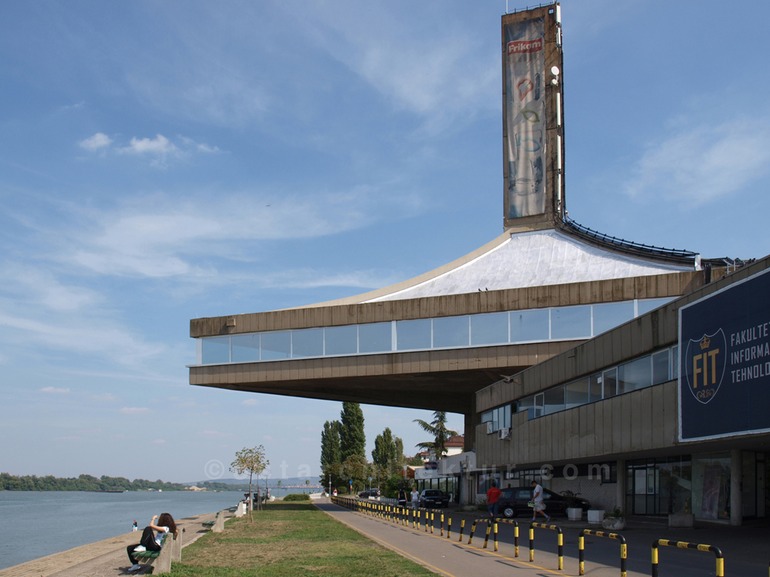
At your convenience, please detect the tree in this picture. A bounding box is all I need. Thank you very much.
[231,445,269,513]
[340,402,365,462]
[372,427,399,472]
[320,420,343,489]
[413,411,458,459]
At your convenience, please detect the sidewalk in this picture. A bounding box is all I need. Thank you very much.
[319,499,770,576]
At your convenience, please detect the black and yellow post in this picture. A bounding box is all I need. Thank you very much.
[483,520,492,549]
[529,521,564,570]
[446,515,452,540]
[578,528,627,576]
[439,512,444,536]
[458,518,465,542]
[496,519,520,558]
[467,518,479,545]
[651,539,724,577]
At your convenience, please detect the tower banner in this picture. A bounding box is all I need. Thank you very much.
[679,268,770,441]
[503,15,546,219]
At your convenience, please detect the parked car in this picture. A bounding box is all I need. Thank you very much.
[419,489,450,508]
[358,488,381,499]
[496,487,590,518]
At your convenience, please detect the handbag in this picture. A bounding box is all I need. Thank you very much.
[527,500,535,508]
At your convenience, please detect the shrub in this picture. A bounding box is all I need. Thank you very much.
[283,493,311,501]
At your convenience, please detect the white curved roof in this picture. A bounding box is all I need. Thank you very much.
[358,229,693,303]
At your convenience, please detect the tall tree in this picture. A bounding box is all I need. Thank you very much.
[230,445,269,514]
[320,420,343,489]
[372,427,399,472]
[340,402,366,462]
[413,411,458,459]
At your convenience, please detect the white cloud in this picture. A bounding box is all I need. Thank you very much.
[79,132,113,151]
[623,116,770,206]
[79,133,219,167]
[121,134,178,156]
[119,407,150,415]
[41,386,70,394]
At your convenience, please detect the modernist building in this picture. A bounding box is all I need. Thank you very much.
[188,3,765,524]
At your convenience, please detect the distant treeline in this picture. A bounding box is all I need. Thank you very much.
[0,472,246,492]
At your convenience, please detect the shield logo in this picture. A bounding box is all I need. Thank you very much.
[684,329,727,405]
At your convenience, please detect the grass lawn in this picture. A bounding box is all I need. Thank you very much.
[170,502,437,576]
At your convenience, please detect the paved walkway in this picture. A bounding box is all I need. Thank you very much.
[320,499,770,576]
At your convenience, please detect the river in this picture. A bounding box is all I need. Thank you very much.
[0,490,248,569]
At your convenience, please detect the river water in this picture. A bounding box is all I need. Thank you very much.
[0,490,249,569]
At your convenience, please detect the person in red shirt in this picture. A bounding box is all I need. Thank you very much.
[486,481,502,518]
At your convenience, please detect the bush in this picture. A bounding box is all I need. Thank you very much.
[283,493,311,501]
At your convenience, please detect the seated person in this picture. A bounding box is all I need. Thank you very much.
[126,512,177,573]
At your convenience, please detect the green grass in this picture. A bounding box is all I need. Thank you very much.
[170,502,437,576]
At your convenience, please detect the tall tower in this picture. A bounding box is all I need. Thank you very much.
[502,3,565,230]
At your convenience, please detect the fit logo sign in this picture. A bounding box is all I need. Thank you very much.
[679,267,770,441]
[684,331,726,404]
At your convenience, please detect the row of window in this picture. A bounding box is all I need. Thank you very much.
[483,345,679,429]
[195,298,672,365]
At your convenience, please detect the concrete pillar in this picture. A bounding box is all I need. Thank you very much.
[616,459,626,512]
[730,449,742,526]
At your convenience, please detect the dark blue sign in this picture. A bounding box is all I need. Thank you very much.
[679,267,770,440]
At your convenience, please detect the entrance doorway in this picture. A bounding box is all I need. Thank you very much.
[625,457,691,516]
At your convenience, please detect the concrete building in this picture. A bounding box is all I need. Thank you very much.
[188,3,766,524]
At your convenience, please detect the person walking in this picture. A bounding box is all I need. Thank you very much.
[486,481,501,518]
[410,487,420,509]
[530,480,551,522]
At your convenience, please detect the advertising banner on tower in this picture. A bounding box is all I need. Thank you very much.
[679,268,770,441]
[503,14,546,219]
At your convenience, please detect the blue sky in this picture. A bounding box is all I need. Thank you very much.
[1,1,768,484]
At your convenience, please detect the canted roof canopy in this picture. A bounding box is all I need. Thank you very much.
[308,227,695,308]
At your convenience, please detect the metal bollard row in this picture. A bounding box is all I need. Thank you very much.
[651,539,724,577]
[579,528,627,577]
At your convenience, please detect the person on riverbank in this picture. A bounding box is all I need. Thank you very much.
[126,512,177,573]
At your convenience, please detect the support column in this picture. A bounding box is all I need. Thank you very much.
[616,459,626,512]
[730,449,742,526]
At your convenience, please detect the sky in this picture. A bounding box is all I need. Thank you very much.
[1,0,769,484]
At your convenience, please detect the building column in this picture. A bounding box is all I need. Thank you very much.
[616,459,626,512]
[730,449,742,526]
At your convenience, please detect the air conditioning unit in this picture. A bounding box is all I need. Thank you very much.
[486,421,494,434]
[499,427,511,440]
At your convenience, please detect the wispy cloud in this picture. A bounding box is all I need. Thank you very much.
[78,132,220,167]
[41,386,70,394]
[623,115,770,206]
[120,134,178,157]
[79,132,112,151]
[119,407,150,415]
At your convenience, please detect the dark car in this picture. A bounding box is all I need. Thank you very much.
[496,487,590,518]
[419,489,450,508]
[358,488,381,499]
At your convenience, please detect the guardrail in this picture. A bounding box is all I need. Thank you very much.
[328,497,741,577]
[495,518,521,557]
[578,528,627,576]
[529,521,564,570]
[651,539,724,577]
